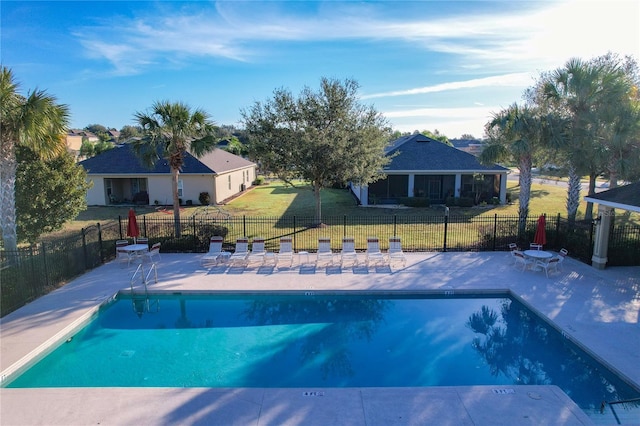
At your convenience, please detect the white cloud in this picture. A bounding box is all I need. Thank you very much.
[361,73,533,99]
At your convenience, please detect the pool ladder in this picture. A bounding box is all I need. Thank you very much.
[130,263,159,315]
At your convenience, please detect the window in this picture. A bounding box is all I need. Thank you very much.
[177,179,183,197]
[228,175,231,190]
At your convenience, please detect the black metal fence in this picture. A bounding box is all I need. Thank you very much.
[2,213,638,317]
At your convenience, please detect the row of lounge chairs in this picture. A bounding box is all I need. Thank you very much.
[201,236,407,269]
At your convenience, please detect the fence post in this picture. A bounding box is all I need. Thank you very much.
[97,222,104,264]
[492,214,498,251]
[41,242,50,288]
[343,215,347,237]
[393,215,397,237]
[193,216,197,251]
[243,216,247,238]
[118,215,124,239]
[143,216,147,239]
[82,227,88,271]
[293,216,297,252]
[443,213,449,252]
[555,213,561,248]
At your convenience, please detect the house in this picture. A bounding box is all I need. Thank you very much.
[79,144,257,206]
[65,132,83,159]
[450,138,486,156]
[351,134,508,206]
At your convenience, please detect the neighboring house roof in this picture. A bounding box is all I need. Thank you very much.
[79,143,255,175]
[385,134,507,173]
[450,138,485,149]
[584,182,640,213]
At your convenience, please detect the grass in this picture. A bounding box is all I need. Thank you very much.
[38,178,638,243]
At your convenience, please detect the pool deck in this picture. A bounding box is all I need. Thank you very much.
[1,252,639,425]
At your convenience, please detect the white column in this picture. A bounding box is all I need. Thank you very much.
[500,173,507,204]
[591,205,612,270]
[408,174,415,198]
[454,174,462,198]
[360,185,368,206]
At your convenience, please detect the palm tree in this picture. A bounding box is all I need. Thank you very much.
[132,101,217,237]
[538,55,636,221]
[480,103,544,237]
[0,67,69,252]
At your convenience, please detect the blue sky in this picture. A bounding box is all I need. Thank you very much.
[2,1,638,139]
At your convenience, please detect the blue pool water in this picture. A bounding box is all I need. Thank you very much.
[4,292,639,415]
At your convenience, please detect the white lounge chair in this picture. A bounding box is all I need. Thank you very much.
[116,240,132,267]
[316,237,334,267]
[536,256,561,278]
[229,237,249,267]
[247,237,268,266]
[365,237,386,267]
[388,236,406,267]
[513,250,534,271]
[276,237,294,267]
[144,242,161,263]
[201,236,226,266]
[340,237,358,268]
[557,248,568,271]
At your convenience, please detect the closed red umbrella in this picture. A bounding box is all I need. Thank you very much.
[533,215,547,248]
[127,208,140,243]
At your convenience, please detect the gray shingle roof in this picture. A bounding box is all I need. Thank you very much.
[79,144,254,175]
[584,182,640,212]
[385,134,507,172]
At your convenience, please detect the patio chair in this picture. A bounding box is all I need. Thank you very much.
[229,237,249,267]
[136,236,149,246]
[557,248,568,271]
[276,237,294,267]
[536,256,561,278]
[144,243,161,263]
[116,240,132,266]
[340,237,358,268]
[388,236,407,268]
[530,243,543,251]
[513,250,534,271]
[316,237,334,267]
[247,237,268,266]
[201,236,226,266]
[508,243,519,264]
[365,237,386,268]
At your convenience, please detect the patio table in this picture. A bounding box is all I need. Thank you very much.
[523,249,553,271]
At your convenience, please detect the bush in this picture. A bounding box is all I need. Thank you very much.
[491,197,500,205]
[506,192,513,203]
[199,192,210,205]
[253,176,265,186]
[400,197,430,207]
[458,197,475,207]
[445,196,457,207]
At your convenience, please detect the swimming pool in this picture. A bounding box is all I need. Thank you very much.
[4,291,639,417]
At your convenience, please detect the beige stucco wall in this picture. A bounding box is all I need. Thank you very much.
[85,177,106,205]
[84,166,255,206]
[214,166,256,204]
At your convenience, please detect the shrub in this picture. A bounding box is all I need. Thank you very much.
[458,197,475,207]
[491,197,500,205]
[400,197,430,207]
[199,192,211,205]
[253,176,265,186]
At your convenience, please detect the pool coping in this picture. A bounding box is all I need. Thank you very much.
[1,252,639,425]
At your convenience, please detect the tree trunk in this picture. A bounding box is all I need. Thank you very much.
[566,163,581,227]
[584,172,597,222]
[314,182,322,225]
[517,156,533,237]
[171,167,182,237]
[0,139,18,251]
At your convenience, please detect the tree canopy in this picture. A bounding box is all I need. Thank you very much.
[242,77,390,223]
[0,67,69,251]
[16,147,91,243]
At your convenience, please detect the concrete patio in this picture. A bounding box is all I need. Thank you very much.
[1,251,639,425]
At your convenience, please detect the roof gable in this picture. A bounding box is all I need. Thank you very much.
[385,134,507,172]
[79,144,254,175]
